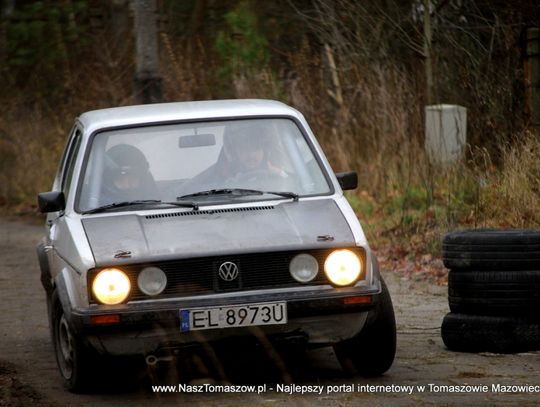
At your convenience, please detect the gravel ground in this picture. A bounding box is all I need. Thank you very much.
[0,216,539,406]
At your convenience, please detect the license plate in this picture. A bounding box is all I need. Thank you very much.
[179,302,287,332]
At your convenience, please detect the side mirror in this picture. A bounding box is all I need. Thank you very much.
[336,171,358,191]
[38,191,66,213]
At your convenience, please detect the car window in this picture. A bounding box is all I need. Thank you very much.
[61,129,83,198]
[54,126,76,187]
[77,118,331,212]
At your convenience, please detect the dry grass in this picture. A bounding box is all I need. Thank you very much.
[0,30,538,255]
[477,134,540,227]
[0,104,66,203]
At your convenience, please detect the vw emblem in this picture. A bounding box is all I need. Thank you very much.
[218,262,239,281]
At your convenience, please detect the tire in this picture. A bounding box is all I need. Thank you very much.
[443,229,540,271]
[50,291,98,393]
[441,313,540,353]
[448,270,540,316]
[333,277,396,376]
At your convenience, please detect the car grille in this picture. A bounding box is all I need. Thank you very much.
[87,247,365,303]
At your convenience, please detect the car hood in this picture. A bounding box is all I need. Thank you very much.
[82,199,355,267]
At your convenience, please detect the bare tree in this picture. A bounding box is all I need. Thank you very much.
[423,0,434,105]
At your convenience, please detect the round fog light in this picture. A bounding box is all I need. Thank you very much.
[138,267,167,296]
[289,254,319,283]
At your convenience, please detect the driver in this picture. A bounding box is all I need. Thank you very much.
[101,144,158,203]
[221,122,287,180]
[182,121,289,194]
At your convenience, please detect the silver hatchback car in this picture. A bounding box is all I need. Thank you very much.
[36,99,396,392]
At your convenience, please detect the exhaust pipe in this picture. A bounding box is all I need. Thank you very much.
[145,354,174,366]
[145,355,159,366]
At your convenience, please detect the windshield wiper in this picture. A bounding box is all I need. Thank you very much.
[177,188,298,201]
[82,199,199,214]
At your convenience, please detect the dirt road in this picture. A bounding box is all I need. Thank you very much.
[1,216,539,406]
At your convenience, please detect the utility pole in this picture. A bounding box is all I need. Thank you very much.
[132,0,162,104]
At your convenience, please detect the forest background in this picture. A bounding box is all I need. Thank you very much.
[1,0,539,281]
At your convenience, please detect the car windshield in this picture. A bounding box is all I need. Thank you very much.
[77,118,331,212]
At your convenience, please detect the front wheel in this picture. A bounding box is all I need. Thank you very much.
[333,277,396,376]
[50,291,97,392]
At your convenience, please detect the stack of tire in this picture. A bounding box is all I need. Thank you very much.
[441,229,540,353]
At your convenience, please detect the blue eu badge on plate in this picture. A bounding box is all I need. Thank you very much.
[180,309,190,332]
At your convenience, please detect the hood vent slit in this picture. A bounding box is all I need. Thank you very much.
[145,205,275,220]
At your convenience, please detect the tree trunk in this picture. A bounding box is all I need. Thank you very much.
[423,0,433,105]
[189,0,207,37]
[132,0,162,104]
[110,0,130,49]
[526,27,540,137]
[1,0,15,70]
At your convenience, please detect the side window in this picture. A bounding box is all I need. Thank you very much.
[61,129,83,197]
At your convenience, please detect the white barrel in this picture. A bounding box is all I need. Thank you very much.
[425,104,467,165]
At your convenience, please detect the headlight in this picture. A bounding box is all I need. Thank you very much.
[289,254,319,282]
[92,268,131,305]
[137,267,167,296]
[324,249,362,286]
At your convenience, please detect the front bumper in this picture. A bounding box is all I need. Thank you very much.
[71,285,381,355]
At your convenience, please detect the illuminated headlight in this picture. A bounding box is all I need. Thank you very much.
[324,249,362,286]
[289,254,319,283]
[137,267,167,296]
[92,268,131,305]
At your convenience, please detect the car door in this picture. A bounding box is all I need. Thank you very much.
[46,126,83,277]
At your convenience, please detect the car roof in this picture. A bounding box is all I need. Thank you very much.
[78,99,302,134]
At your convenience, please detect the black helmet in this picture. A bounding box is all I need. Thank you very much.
[105,144,149,175]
